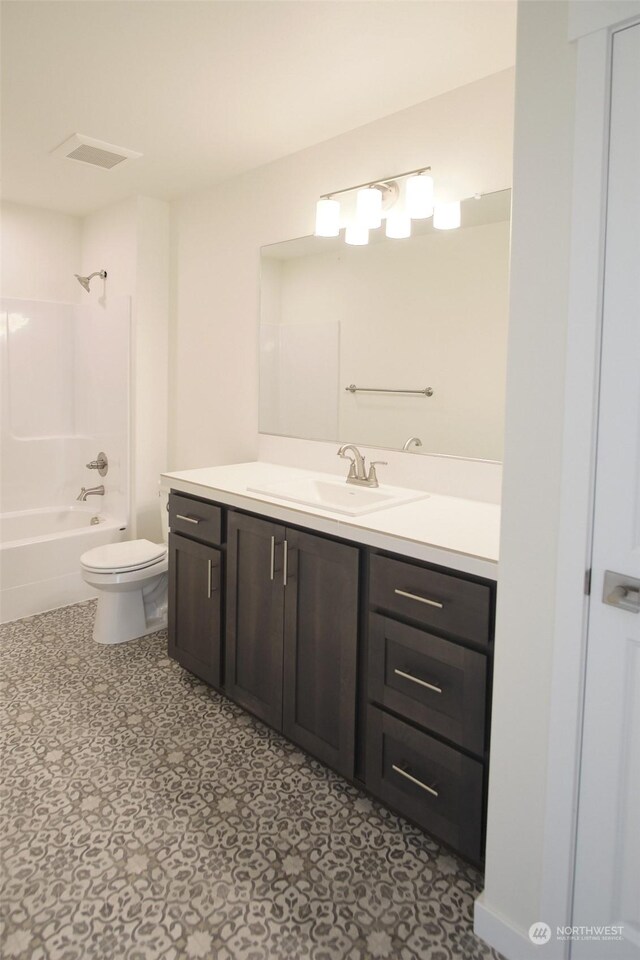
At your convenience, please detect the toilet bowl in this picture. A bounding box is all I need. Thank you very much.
[80,489,169,645]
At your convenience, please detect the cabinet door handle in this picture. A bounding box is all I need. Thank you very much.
[283,540,288,587]
[393,668,442,694]
[392,764,439,798]
[176,514,200,525]
[394,588,443,609]
[207,559,212,599]
[270,536,275,581]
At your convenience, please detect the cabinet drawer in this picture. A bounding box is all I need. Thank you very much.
[368,614,487,756]
[366,706,484,862]
[369,554,491,648]
[169,493,222,545]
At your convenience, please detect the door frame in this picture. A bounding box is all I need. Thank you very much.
[475,5,640,959]
[540,7,640,959]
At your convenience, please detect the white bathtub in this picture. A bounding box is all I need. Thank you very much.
[0,506,126,623]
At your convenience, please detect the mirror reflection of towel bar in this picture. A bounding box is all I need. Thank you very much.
[345,384,434,397]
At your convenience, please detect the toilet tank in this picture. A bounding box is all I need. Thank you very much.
[159,484,170,544]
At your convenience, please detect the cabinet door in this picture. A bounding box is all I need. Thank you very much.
[283,529,359,778]
[168,533,222,687]
[225,512,285,729]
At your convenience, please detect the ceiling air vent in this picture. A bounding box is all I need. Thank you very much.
[51,134,142,170]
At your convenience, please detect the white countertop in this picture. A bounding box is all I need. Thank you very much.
[162,461,500,581]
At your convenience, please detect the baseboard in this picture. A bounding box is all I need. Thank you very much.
[474,893,568,960]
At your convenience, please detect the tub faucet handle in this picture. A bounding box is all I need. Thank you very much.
[86,452,108,476]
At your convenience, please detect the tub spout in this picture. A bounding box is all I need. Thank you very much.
[77,485,105,501]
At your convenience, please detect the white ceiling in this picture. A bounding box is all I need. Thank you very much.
[0,1,516,217]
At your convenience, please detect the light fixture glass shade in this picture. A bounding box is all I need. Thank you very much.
[356,187,382,228]
[385,212,411,239]
[433,200,461,230]
[315,198,340,237]
[345,223,369,245]
[405,174,434,219]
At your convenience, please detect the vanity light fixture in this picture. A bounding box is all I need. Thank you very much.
[405,173,434,219]
[345,223,369,246]
[356,187,383,228]
[433,200,461,230]
[314,164,463,245]
[385,211,412,239]
[314,197,341,237]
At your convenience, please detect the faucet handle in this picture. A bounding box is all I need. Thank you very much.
[86,452,108,476]
[367,461,388,485]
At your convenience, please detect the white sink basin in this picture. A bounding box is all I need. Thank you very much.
[247,476,428,516]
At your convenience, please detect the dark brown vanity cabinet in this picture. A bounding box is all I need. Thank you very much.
[168,503,223,687]
[365,553,494,864]
[225,512,359,778]
[167,489,495,864]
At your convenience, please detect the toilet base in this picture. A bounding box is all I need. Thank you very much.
[90,572,168,645]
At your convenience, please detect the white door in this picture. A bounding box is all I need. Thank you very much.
[572,21,640,960]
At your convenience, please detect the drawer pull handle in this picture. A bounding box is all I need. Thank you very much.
[176,514,200,525]
[283,540,288,587]
[392,764,439,798]
[394,588,443,609]
[394,668,442,694]
[269,536,275,581]
[207,559,212,599]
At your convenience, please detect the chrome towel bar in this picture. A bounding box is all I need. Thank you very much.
[345,384,433,397]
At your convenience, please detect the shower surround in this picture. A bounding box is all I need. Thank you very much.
[0,296,130,622]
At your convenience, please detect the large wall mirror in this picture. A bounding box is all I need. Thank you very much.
[259,188,510,461]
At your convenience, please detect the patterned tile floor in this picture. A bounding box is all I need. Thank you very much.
[0,600,502,960]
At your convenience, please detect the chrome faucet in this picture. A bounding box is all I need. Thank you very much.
[402,436,423,452]
[337,444,387,488]
[77,485,105,501]
[338,444,367,481]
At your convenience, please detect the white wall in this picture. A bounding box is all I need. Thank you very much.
[169,68,515,474]
[0,201,81,303]
[475,1,578,952]
[81,195,170,541]
[81,197,137,298]
[134,197,170,540]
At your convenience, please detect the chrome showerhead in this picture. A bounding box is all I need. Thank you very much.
[75,270,107,292]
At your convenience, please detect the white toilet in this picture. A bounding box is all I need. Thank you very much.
[80,488,169,645]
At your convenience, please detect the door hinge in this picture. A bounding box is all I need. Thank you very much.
[584,568,592,596]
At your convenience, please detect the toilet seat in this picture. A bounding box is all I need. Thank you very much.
[81,539,167,574]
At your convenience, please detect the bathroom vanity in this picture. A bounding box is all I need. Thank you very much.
[163,461,498,866]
